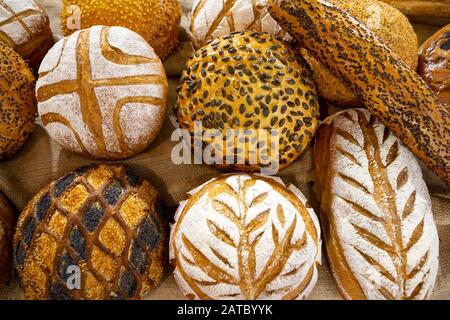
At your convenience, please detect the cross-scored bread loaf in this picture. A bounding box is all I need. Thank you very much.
[36,26,168,160]
[0,0,53,69]
[315,109,439,300]
[170,174,321,300]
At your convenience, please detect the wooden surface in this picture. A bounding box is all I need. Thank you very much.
[0,0,449,300]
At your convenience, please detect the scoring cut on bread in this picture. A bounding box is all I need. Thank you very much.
[315,109,439,300]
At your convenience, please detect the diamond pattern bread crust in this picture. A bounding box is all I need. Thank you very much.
[13,164,167,300]
[36,26,168,160]
[315,109,439,300]
[0,191,15,287]
[268,0,450,187]
[170,174,321,300]
[0,0,53,69]
[189,0,293,49]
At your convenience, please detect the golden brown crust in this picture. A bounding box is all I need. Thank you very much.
[418,24,450,108]
[269,0,450,187]
[0,191,16,288]
[299,0,418,107]
[61,0,181,60]
[175,31,319,172]
[381,0,450,19]
[13,163,167,300]
[0,42,36,161]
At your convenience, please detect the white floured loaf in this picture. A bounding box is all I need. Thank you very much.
[189,0,293,49]
[0,0,53,69]
[36,26,168,160]
[314,108,439,300]
[170,173,322,300]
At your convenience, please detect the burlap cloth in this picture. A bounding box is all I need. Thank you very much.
[0,0,448,300]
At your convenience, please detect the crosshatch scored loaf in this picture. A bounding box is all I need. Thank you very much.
[189,0,293,49]
[0,0,54,69]
[14,163,167,300]
[268,0,450,187]
[315,109,439,300]
[36,26,168,160]
[170,174,322,300]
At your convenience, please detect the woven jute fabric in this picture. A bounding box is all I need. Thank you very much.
[0,0,448,300]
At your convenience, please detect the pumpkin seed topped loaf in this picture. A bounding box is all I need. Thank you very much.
[0,42,36,161]
[14,163,167,300]
[175,31,319,173]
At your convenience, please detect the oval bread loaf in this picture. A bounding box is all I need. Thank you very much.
[315,109,439,300]
[268,0,450,187]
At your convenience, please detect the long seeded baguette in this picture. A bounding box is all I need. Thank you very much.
[268,0,450,187]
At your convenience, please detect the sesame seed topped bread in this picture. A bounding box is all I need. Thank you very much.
[170,173,321,300]
[189,0,293,49]
[299,0,418,107]
[36,26,168,160]
[418,24,450,108]
[381,0,450,20]
[315,109,439,300]
[269,0,450,187]
[0,0,54,70]
[0,42,36,161]
[0,191,16,288]
[14,163,167,300]
[175,31,319,173]
[61,0,181,60]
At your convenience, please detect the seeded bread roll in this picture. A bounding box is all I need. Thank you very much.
[0,191,15,288]
[418,24,450,108]
[300,0,418,107]
[269,0,450,187]
[189,0,293,49]
[315,109,439,300]
[36,26,168,160]
[175,31,319,173]
[61,0,181,60]
[0,0,54,70]
[14,163,167,300]
[170,173,321,300]
[0,42,36,161]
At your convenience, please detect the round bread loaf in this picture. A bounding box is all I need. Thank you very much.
[0,0,53,70]
[175,31,319,172]
[61,0,181,60]
[36,26,168,160]
[0,191,16,288]
[0,42,36,161]
[300,0,418,107]
[14,163,167,300]
[170,174,321,300]
[189,0,293,49]
[418,24,450,108]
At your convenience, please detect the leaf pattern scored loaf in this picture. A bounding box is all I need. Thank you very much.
[170,174,321,300]
[315,109,439,300]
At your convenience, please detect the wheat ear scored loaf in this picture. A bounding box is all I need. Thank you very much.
[170,174,321,300]
[314,109,439,300]
[268,0,450,187]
